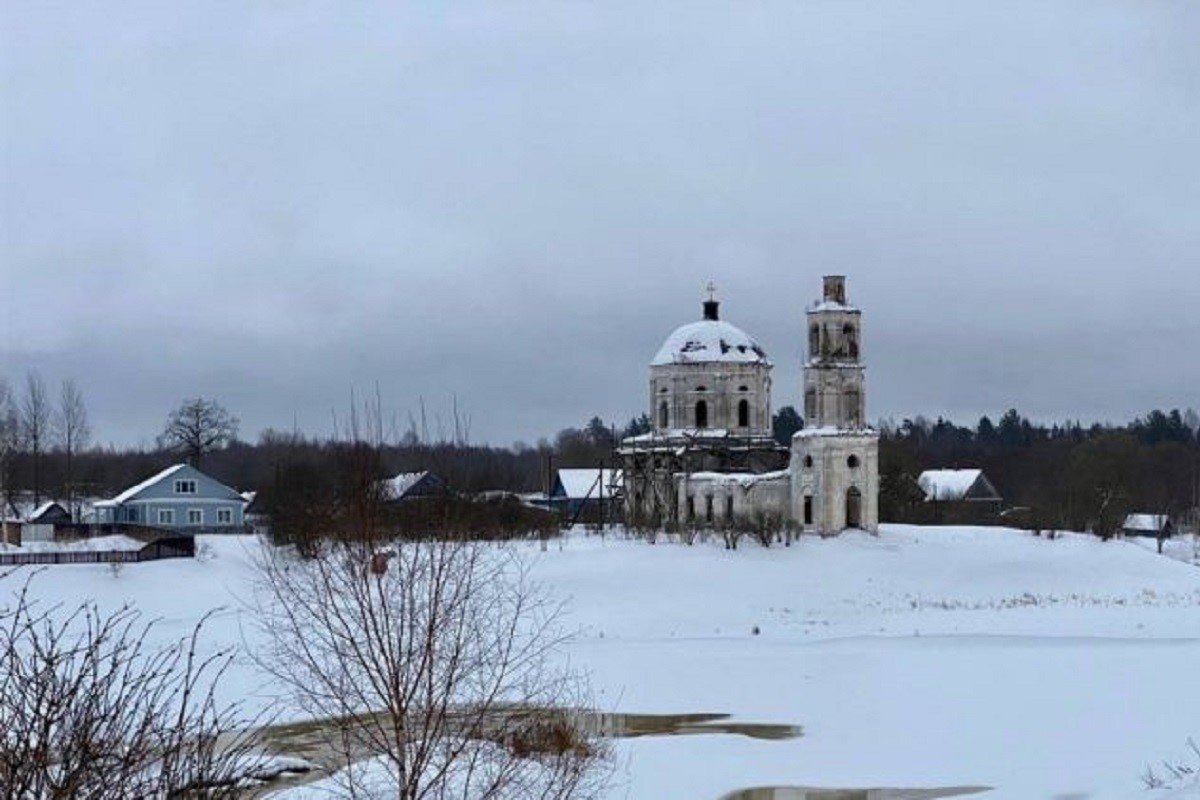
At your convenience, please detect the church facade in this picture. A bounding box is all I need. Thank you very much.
[618,276,879,535]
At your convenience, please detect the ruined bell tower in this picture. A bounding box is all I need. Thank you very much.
[790,275,879,534]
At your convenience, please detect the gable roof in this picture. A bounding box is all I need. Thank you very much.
[384,471,444,500]
[1123,513,1171,532]
[95,463,242,507]
[918,469,1000,502]
[27,502,69,523]
[554,469,623,500]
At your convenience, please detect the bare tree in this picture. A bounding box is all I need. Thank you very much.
[54,379,91,518]
[160,397,239,466]
[20,371,51,506]
[0,572,268,797]
[254,538,609,799]
[0,378,20,514]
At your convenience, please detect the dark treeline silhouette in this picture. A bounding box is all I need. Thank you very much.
[3,383,1197,541]
[880,408,1200,535]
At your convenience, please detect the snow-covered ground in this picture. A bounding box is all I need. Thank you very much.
[3,525,1198,799]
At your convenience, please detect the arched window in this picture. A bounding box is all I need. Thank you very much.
[737,399,750,427]
[695,400,708,429]
[846,487,862,529]
[845,390,861,427]
[803,455,813,469]
[847,454,860,469]
[809,324,820,357]
[804,388,816,423]
[844,323,859,358]
[658,401,669,429]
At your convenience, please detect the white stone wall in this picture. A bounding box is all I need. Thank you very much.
[675,471,791,526]
[790,431,880,534]
[650,362,772,434]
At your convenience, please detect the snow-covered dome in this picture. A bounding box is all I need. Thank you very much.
[650,300,770,366]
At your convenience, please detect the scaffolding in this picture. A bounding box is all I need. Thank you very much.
[616,430,787,528]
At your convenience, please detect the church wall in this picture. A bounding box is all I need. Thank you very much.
[675,472,790,527]
[650,362,772,434]
[790,431,879,534]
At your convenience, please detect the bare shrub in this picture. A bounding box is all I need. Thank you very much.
[253,538,610,800]
[0,572,265,798]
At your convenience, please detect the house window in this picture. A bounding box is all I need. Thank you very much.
[659,401,669,429]
[126,507,138,523]
[157,509,175,525]
[737,399,750,428]
[217,508,233,525]
[187,509,203,525]
[804,495,813,525]
[174,479,197,495]
[695,400,708,429]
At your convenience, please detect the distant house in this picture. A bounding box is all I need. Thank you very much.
[2,501,75,546]
[93,464,246,532]
[550,468,623,521]
[384,471,445,502]
[1122,513,1174,539]
[917,469,1003,523]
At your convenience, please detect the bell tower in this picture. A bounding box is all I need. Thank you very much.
[791,275,879,534]
[803,275,866,430]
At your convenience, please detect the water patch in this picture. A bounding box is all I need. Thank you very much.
[720,786,991,800]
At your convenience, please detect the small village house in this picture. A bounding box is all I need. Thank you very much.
[92,464,246,532]
[917,469,1003,524]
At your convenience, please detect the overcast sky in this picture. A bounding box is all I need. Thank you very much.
[3,1,1198,449]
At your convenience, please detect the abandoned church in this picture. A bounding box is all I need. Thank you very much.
[618,275,880,535]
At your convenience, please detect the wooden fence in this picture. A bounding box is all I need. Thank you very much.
[0,535,195,567]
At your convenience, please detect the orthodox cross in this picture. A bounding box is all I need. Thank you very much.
[706,280,717,301]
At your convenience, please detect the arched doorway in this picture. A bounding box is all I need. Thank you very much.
[737,398,749,427]
[695,400,708,429]
[846,487,862,529]
[659,401,669,429]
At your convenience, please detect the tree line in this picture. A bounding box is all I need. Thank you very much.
[4,370,1198,536]
[879,408,1200,535]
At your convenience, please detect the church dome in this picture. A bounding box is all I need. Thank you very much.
[650,300,770,367]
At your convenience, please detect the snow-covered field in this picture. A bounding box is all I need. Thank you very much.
[3,525,1199,799]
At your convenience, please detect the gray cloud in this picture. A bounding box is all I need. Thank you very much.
[4,1,1198,447]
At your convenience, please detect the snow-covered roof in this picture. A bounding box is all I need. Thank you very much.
[94,464,189,507]
[651,319,769,367]
[555,469,623,500]
[792,426,879,439]
[808,300,861,313]
[27,502,67,522]
[918,469,983,502]
[386,471,431,499]
[683,470,790,489]
[1123,513,1170,532]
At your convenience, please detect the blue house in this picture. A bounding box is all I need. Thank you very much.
[93,464,246,532]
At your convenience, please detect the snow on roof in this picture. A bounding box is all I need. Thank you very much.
[684,470,790,489]
[386,471,433,499]
[651,319,770,367]
[556,469,623,499]
[793,426,879,439]
[27,502,66,522]
[918,469,983,502]
[95,464,189,507]
[808,300,861,313]
[1123,513,1170,532]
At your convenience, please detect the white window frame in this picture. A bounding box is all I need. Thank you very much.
[216,508,233,525]
[158,509,175,525]
[174,479,197,495]
[187,509,203,526]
